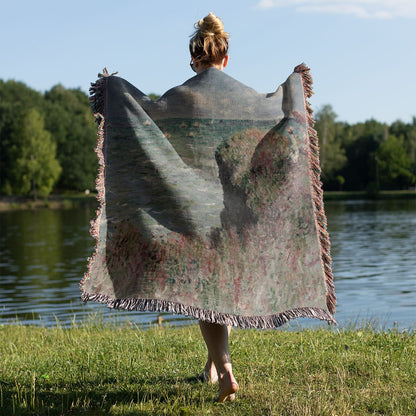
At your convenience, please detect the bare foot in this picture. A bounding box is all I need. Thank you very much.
[200,358,218,384]
[215,372,239,403]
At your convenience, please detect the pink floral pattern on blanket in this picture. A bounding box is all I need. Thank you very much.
[81,66,336,328]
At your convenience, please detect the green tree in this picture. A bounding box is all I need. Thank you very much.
[0,79,44,109]
[9,109,61,197]
[0,80,45,193]
[389,118,416,181]
[376,135,415,189]
[341,119,388,191]
[314,105,347,188]
[148,93,160,101]
[44,85,97,191]
[0,103,18,194]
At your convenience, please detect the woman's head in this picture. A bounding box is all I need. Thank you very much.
[189,13,229,69]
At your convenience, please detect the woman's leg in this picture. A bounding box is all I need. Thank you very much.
[202,352,218,383]
[201,325,232,384]
[199,320,239,402]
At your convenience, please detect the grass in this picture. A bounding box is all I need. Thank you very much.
[0,319,415,416]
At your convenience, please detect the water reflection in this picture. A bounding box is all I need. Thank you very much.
[0,199,415,330]
[2,208,91,319]
[329,199,415,322]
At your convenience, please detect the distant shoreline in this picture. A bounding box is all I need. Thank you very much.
[323,190,416,201]
[0,194,98,211]
[0,190,415,211]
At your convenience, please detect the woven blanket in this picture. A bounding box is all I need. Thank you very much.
[80,64,336,328]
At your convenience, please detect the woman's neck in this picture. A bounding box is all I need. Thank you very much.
[195,62,223,74]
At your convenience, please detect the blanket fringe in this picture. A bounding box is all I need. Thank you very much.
[88,68,116,117]
[89,69,110,230]
[80,291,337,328]
[79,71,110,290]
[294,63,336,315]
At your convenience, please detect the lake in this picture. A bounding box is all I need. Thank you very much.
[0,199,415,330]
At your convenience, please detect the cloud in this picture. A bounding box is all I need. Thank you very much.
[255,0,416,19]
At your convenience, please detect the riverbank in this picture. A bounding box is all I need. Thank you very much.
[1,322,414,415]
[323,190,416,201]
[1,190,415,211]
[0,194,97,211]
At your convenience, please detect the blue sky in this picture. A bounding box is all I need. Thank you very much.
[2,0,415,124]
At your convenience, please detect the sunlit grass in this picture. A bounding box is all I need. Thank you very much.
[0,318,415,415]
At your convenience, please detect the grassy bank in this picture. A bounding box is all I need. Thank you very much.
[0,321,414,415]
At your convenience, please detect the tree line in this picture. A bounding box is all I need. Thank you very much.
[0,80,97,198]
[0,80,415,197]
[315,105,416,192]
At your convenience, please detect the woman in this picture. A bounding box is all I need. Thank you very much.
[189,13,239,403]
[82,12,336,405]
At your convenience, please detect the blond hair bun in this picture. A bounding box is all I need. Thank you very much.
[197,12,227,37]
[189,13,229,65]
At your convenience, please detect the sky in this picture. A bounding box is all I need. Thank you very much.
[2,0,415,124]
